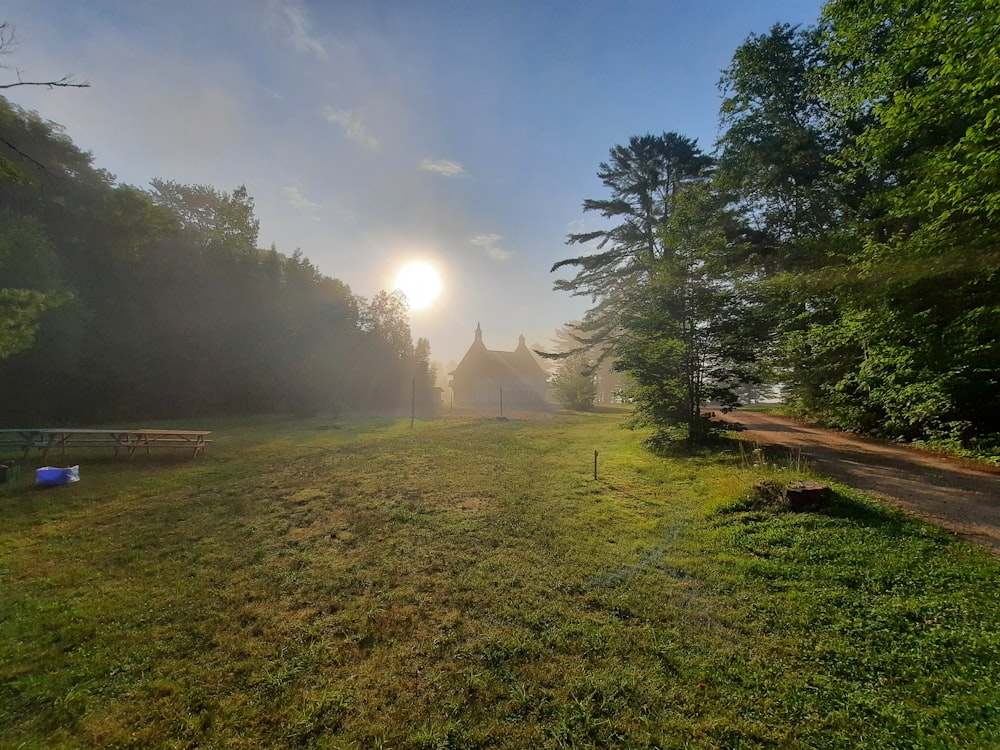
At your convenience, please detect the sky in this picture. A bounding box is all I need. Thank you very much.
[3,0,825,371]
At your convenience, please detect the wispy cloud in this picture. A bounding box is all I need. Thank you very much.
[324,107,379,151]
[279,1,328,60]
[471,233,512,261]
[420,158,465,177]
[281,183,319,210]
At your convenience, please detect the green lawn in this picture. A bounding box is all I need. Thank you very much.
[1,412,997,749]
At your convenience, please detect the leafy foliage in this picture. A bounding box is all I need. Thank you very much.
[0,208,69,358]
[0,96,427,421]
[149,179,260,255]
[812,0,1000,441]
[554,131,770,445]
[553,3,998,454]
[712,2,1000,450]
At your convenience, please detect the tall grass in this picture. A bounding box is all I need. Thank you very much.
[1,412,997,748]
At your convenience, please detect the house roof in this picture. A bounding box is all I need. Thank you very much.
[450,324,547,384]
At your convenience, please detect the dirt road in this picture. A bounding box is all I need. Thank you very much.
[715,409,1000,554]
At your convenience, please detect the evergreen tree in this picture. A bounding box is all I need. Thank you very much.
[615,182,769,447]
[551,133,712,352]
[551,353,597,411]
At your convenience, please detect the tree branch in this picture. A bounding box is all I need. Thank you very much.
[0,76,89,89]
[0,25,89,89]
[0,134,45,170]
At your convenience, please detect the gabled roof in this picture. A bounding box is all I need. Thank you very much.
[450,324,547,383]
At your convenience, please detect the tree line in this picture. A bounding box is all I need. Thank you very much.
[552,0,999,456]
[0,97,436,424]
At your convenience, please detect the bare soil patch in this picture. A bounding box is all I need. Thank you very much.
[716,409,1000,554]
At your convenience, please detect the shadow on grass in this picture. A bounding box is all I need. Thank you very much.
[589,404,635,415]
[717,481,956,549]
[823,488,953,542]
[644,427,736,458]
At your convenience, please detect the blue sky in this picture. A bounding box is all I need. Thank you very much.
[4,0,824,370]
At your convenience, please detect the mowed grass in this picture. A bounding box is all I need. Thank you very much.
[1,412,998,749]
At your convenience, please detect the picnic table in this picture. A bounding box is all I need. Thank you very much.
[0,428,212,459]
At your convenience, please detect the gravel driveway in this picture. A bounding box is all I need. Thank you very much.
[716,409,1000,555]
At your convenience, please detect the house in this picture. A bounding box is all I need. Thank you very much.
[449,324,549,410]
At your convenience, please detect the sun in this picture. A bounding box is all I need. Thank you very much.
[393,261,442,311]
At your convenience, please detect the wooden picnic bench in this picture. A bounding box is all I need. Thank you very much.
[0,429,212,459]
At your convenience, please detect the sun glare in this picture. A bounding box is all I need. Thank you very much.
[393,262,442,311]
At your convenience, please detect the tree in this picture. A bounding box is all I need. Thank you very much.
[412,337,439,414]
[149,179,260,255]
[354,290,416,409]
[708,0,1000,448]
[808,0,1000,442]
[715,22,860,423]
[551,133,713,352]
[0,91,441,423]
[360,290,413,362]
[717,23,848,266]
[0,208,68,358]
[0,24,88,183]
[615,182,769,448]
[0,23,88,91]
[0,288,59,358]
[547,322,625,403]
[266,252,360,415]
[551,353,597,411]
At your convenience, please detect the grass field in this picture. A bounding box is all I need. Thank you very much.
[1,412,998,749]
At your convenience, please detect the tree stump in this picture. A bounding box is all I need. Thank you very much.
[785,480,830,512]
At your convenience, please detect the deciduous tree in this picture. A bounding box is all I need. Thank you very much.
[812,0,1000,442]
[0,208,68,359]
[149,179,259,255]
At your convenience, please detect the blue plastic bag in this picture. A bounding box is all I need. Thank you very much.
[36,466,80,486]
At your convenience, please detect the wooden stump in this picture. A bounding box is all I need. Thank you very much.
[785,480,830,512]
